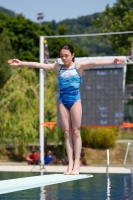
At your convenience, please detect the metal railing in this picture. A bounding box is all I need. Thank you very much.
[106,149,110,173]
[124,142,133,169]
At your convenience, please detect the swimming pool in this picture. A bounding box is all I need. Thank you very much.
[0,172,132,200]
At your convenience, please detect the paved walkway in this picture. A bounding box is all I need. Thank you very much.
[0,163,131,174]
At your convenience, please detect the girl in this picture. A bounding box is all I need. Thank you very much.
[8,44,125,175]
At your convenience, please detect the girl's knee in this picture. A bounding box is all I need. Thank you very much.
[64,129,70,138]
[73,128,80,138]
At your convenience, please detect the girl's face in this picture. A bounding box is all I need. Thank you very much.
[60,49,74,65]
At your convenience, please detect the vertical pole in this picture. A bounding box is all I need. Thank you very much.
[106,149,109,173]
[107,149,110,166]
[132,145,133,171]
[39,36,44,165]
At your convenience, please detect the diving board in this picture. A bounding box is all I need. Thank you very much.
[0,174,93,194]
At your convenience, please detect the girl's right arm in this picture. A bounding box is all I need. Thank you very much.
[7,59,59,71]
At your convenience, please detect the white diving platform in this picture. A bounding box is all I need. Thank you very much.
[0,174,93,194]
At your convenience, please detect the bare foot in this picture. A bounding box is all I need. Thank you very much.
[63,163,73,175]
[71,162,80,175]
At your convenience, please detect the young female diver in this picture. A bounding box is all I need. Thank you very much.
[8,44,125,175]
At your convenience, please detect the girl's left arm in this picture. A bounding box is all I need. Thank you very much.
[80,58,125,71]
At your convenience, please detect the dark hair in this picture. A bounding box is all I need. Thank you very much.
[59,44,75,62]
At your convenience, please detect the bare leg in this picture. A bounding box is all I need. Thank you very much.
[59,102,74,174]
[70,100,82,175]
[64,129,74,174]
[72,132,82,174]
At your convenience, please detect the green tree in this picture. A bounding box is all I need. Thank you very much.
[0,67,39,154]
[0,12,88,61]
[56,13,115,56]
[94,0,133,56]
[0,29,14,88]
[0,12,56,61]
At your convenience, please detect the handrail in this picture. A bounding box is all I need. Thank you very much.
[106,149,110,173]
[124,142,133,168]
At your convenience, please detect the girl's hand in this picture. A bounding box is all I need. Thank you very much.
[114,58,125,64]
[7,59,22,66]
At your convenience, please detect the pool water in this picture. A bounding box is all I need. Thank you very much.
[0,172,133,200]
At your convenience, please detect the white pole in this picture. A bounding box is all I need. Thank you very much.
[107,149,110,167]
[106,149,110,174]
[39,36,44,165]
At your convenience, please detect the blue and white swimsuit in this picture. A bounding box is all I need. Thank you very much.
[58,64,82,110]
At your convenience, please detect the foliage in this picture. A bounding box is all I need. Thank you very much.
[81,128,91,147]
[94,0,133,56]
[0,12,88,62]
[0,29,14,88]
[44,13,115,56]
[0,12,56,61]
[63,15,115,56]
[44,70,58,120]
[81,128,118,149]
[0,67,39,154]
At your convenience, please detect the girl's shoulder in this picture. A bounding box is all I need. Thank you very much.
[54,63,61,72]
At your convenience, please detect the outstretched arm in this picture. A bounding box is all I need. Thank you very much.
[80,58,125,70]
[7,59,59,71]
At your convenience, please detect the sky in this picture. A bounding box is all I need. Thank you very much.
[0,0,117,23]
